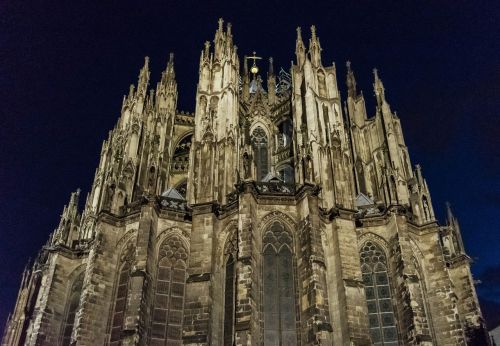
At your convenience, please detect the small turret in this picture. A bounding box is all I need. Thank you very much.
[214,18,225,60]
[308,25,322,67]
[156,53,178,113]
[373,68,386,108]
[137,56,150,96]
[242,55,250,101]
[295,27,306,67]
[346,61,357,98]
[267,57,276,104]
[52,189,81,247]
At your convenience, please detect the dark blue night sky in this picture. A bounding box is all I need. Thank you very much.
[1,0,499,330]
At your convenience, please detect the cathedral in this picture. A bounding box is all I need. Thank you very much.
[2,19,490,345]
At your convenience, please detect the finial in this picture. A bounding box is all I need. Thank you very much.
[169,52,174,63]
[227,22,232,35]
[204,41,210,56]
[296,27,302,40]
[346,60,351,70]
[248,51,262,75]
[373,68,379,79]
[311,25,317,39]
[218,18,224,30]
[269,57,274,75]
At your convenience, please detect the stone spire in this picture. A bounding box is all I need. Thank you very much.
[157,53,178,112]
[242,55,250,101]
[308,25,322,67]
[53,189,81,246]
[137,56,150,95]
[346,61,357,98]
[267,57,276,104]
[295,27,306,67]
[373,68,386,107]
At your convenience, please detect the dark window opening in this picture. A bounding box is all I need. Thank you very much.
[223,254,236,345]
[263,222,297,345]
[360,242,399,346]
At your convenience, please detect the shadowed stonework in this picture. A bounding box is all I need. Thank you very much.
[2,19,489,346]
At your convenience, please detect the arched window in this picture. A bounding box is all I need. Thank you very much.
[223,232,238,345]
[108,243,134,345]
[360,242,399,345]
[223,254,236,345]
[151,236,188,346]
[62,272,84,346]
[171,134,193,173]
[263,222,297,345]
[251,127,269,181]
[109,261,131,345]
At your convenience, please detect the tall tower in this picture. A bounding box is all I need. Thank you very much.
[292,26,354,209]
[188,18,240,205]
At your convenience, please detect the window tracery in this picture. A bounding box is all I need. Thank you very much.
[151,236,188,346]
[171,134,192,173]
[223,231,238,345]
[263,221,297,345]
[108,241,135,345]
[360,241,399,345]
[109,262,131,345]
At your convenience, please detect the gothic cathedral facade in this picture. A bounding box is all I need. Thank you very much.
[3,20,490,345]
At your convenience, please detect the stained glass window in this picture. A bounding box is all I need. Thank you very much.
[360,241,399,345]
[151,236,187,346]
[109,261,131,345]
[263,222,297,345]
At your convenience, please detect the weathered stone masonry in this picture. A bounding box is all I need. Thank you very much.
[3,19,490,346]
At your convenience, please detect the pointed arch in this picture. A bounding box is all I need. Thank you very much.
[61,270,85,346]
[172,132,193,174]
[222,230,238,346]
[360,241,399,345]
[150,235,188,345]
[109,240,135,345]
[258,211,297,237]
[262,221,298,345]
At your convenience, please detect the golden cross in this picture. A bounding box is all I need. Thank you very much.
[248,51,262,75]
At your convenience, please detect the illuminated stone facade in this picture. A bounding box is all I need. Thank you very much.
[2,19,489,346]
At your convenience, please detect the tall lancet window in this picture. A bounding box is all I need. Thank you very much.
[263,221,297,345]
[151,236,188,346]
[223,232,238,346]
[252,127,269,181]
[360,242,399,345]
[62,272,84,346]
[109,258,132,345]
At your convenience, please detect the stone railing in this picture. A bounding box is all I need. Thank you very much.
[170,156,189,173]
[254,181,295,195]
[158,196,189,212]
